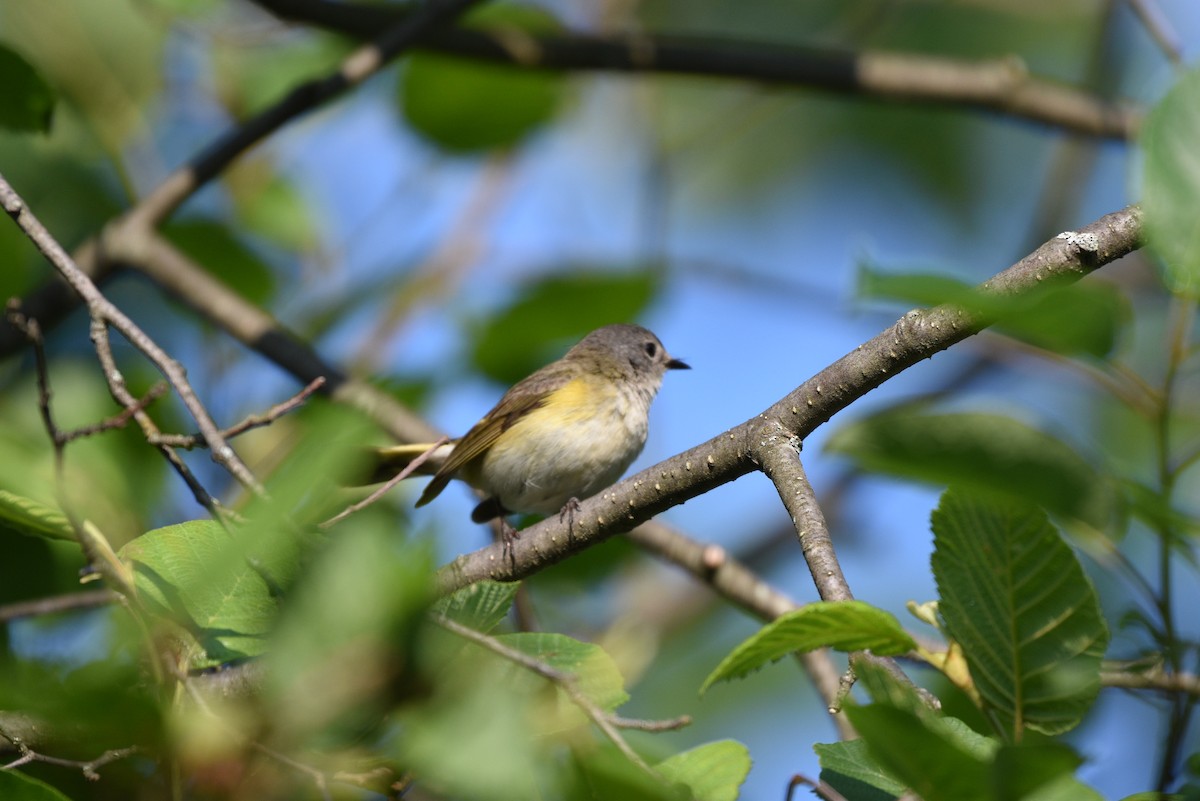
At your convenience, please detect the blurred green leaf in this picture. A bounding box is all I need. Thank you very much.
[0,766,75,799]
[400,4,567,153]
[214,32,349,116]
[656,740,750,801]
[846,704,990,801]
[858,264,1125,357]
[163,219,275,305]
[393,658,544,801]
[143,0,223,15]
[469,270,661,384]
[0,0,163,150]
[827,409,1111,526]
[816,738,907,801]
[701,601,916,693]
[432,579,519,633]
[0,490,74,541]
[566,742,685,800]
[120,519,279,667]
[0,44,55,133]
[931,489,1110,738]
[226,163,318,252]
[265,523,433,744]
[498,631,629,712]
[1142,67,1200,293]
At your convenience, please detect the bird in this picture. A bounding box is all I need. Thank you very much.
[361,323,688,528]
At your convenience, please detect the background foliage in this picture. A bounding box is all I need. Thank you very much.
[1,0,1199,799]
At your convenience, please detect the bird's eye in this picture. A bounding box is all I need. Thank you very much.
[644,341,658,357]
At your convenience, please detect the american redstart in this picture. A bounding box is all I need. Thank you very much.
[362,324,688,525]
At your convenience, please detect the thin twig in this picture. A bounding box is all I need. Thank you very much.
[1125,0,1185,65]
[151,376,326,449]
[435,616,661,777]
[319,435,450,530]
[787,773,850,801]
[0,726,139,781]
[0,590,119,623]
[0,174,263,496]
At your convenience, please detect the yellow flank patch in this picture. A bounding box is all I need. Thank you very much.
[536,376,614,425]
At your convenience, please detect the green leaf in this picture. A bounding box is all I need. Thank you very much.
[701,601,917,693]
[0,44,55,133]
[399,4,566,152]
[816,739,907,801]
[858,264,1125,358]
[846,704,991,801]
[469,270,661,384]
[265,524,434,742]
[163,219,275,305]
[567,742,685,800]
[1142,67,1200,293]
[0,767,75,800]
[497,632,629,712]
[827,409,1111,526]
[992,742,1100,801]
[0,490,74,541]
[432,579,519,633]
[119,519,285,667]
[931,489,1110,738]
[656,740,751,801]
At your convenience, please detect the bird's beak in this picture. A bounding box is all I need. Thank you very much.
[667,358,690,370]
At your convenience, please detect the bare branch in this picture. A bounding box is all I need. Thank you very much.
[252,0,1138,140]
[0,590,118,623]
[151,376,326,449]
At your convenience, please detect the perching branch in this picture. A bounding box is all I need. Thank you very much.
[436,205,1144,592]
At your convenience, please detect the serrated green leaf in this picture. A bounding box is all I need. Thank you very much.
[469,270,661,384]
[497,632,629,712]
[163,219,275,305]
[432,579,519,633]
[656,740,751,801]
[931,489,1110,738]
[816,738,907,801]
[1142,67,1200,293]
[846,704,991,801]
[0,767,75,800]
[400,4,566,152]
[858,264,1125,358]
[119,519,280,667]
[827,409,1111,526]
[0,44,55,133]
[0,490,74,541]
[701,601,916,693]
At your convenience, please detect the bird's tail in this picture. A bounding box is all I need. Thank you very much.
[350,442,454,485]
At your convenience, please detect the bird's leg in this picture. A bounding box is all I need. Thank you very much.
[558,497,581,539]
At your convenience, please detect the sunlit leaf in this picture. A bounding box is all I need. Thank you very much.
[931,489,1110,738]
[701,601,916,693]
[119,519,279,666]
[433,579,519,633]
[827,409,1112,526]
[399,4,567,152]
[1142,67,1200,292]
[656,740,751,801]
[498,631,629,712]
[0,490,74,541]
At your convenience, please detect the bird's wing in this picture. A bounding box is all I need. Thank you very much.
[415,367,571,507]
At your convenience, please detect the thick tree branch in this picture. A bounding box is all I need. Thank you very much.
[251,0,1138,140]
[436,206,1144,592]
